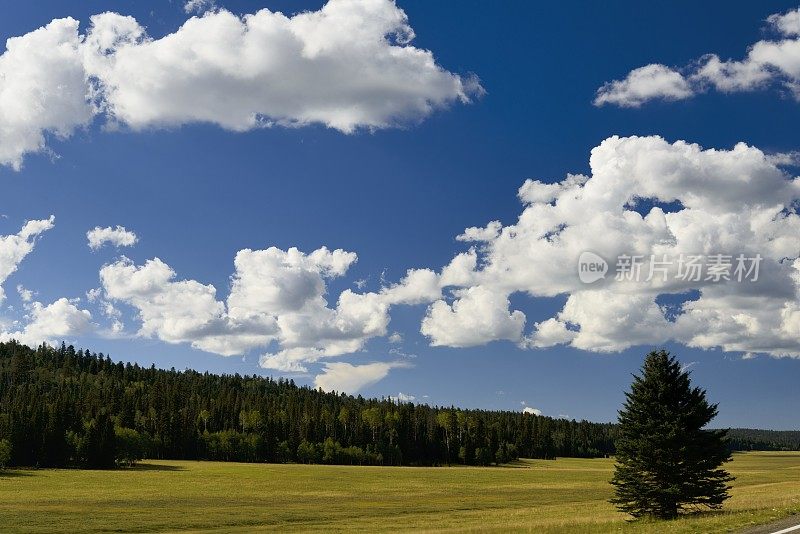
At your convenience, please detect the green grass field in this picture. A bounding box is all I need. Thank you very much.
[1,452,798,533]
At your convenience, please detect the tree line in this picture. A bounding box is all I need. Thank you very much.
[0,341,794,469]
[725,428,800,451]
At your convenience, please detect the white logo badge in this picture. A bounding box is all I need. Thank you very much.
[578,251,608,284]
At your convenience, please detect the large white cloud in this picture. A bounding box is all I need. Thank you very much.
[0,216,55,303]
[0,19,92,169]
[0,0,481,169]
[0,298,94,347]
[595,7,800,107]
[427,135,800,358]
[91,136,800,369]
[99,245,447,373]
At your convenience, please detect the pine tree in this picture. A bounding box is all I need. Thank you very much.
[611,350,733,519]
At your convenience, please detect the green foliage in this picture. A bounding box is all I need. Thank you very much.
[611,350,734,519]
[0,341,785,469]
[726,428,800,451]
[276,440,292,463]
[0,438,10,468]
[495,441,518,464]
[114,427,146,466]
[297,440,320,464]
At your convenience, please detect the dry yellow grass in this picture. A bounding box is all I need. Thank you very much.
[0,451,797,533]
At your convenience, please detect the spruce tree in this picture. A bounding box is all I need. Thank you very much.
[611,350,733,519]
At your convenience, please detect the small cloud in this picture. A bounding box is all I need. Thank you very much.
[314,361,411,394]
[594,7,800,108]
[388,347,416,359]
[87,226,138,251]
[86,288,102,303]
[680,361,699,372]
[16,285,33,303]
[766,151,800,167]
[388,332,403,344]
[184,0,216,14]
[390,392,416,403]
[594,64,692,108]
[523,406,542,416]
[354,278,368,290]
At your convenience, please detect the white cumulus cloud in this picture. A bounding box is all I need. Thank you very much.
[87,225,138,250]
[390,391,416,402]
[98,245,450,374]
[594,64,693,107]
[183,0,216,15]
[0,216,55,304]
[0,19,93,169]
[595,7,800,106]
[0,298,94,347]
[768,7,800,37]
[16,285,33,303]
[0,0,481,169]
[421,285,525,348]
[426,135,800,358]
[313,360,409,393]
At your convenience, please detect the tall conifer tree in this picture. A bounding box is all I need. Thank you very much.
[611,350,733,519]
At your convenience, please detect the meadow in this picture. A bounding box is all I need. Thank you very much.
[0,451,798,533]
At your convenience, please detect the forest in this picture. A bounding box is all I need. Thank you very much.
[0,341,796,469]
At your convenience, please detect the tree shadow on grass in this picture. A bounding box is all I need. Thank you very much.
[499,459,534,468]
[127,463,186,472]
[0,469,33,478]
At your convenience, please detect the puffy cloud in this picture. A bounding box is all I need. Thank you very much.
[595,7,800,106]
[183,0,216,15]
[390,391,416,402]
[258,265,442,372]
[558,291,672,352]
[100,256,269,356]
[0,0,481,168]
[427,135,800,358]
[388,332,403,343]
[0,19,92,169]
[99,245,445,373]
[526,317,575,348]
[313,361,409,393]
[421,286,525,347]
[0,218,91,347]
[0,216,55,303]
[457,221,502,242]
[769,8,800,37]
[87,225,138,250]
[16,285,33,303]
[522,406,542,416]
[0,298,94,346]
[594,64,693,108]
[228,247,356,319]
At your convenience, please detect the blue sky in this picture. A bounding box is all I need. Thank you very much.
[1,0,799,428]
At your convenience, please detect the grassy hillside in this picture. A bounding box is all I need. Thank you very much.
[0,451,797,533]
